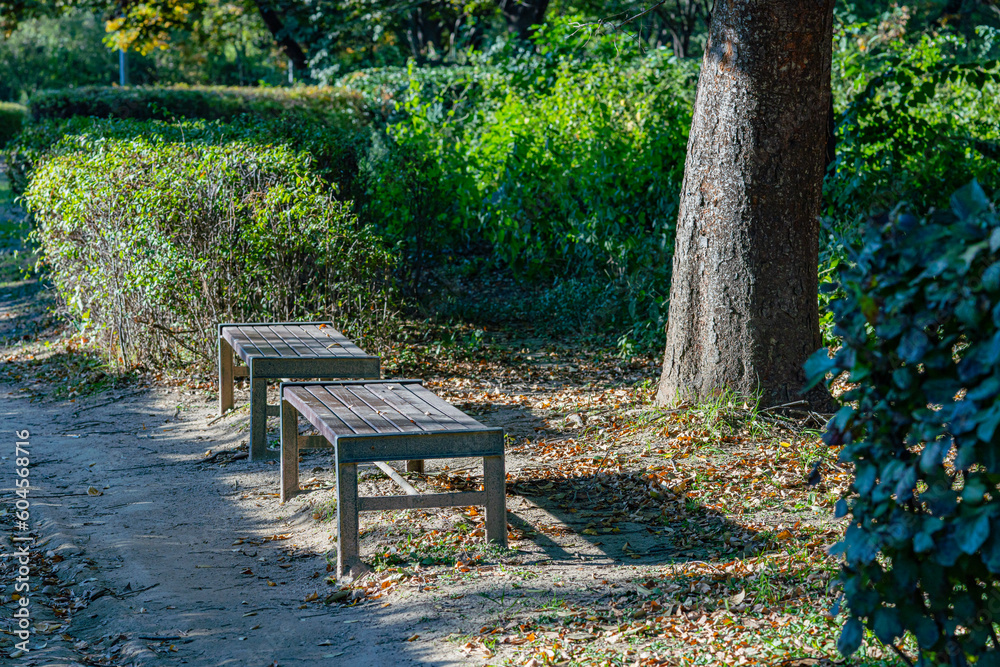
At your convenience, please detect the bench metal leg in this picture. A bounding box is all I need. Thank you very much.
[250,377,267,461]
[483,454,507,548]
[406,460,424,474]
[280,400,299,502]
[337,460,362,579]
[219,337,234,416]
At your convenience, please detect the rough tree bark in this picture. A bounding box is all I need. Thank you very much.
[655,0,835,409]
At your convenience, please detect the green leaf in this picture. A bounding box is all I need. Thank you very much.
[908,613,938,649]
[984,528,1000,573]
[957,512,991,555]
[803,348,837,389]
[913,531,935,553]
[873,608,903,644]
[835,499,849,518]
[898,329,930,362]
[838,618,863,657]
[920,438,952,473]
[951,180,990,220]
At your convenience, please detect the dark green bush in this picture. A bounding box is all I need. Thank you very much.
[28,85,364,123]
[0,102,26,147]
[806,181,1000,665]
[23,137,395,369]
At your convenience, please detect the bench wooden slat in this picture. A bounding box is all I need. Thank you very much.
[258,326,299,358]
[295,386,364,436]
[385,383,464,429]
[358,384,433,431]
[223,327,268,359]
[288,325,350,358]
[322,385,403,434]
[399,384,481,430]
[342,385,425,434]
[302,324,366,358]
[266,324,308,357]
[236,325,282,358]
[282,323,342,357]
[302,385,378,435]
[409,384,484,427]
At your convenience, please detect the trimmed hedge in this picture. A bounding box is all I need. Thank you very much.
[28,85,365,123]
[0,102,26,147]
[807,182,1000,664]
[23,137,394,369]
[4,113,370,200]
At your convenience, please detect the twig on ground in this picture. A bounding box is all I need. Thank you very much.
[198,450,248,465]
[121,583,160,598]
[593,447,615,476]
[207,403,249,426]
[759,400,809,414]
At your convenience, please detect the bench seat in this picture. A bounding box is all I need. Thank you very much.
[279,380,507,579]
[218,322,380,460]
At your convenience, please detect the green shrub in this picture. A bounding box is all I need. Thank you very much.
[337,66,475,123]
[826,27,1000,240]
[3,112,370,200]
[28,85,365,123]
[817,24,1000,346]
[363,48,697,351]
[0,102,26,147]
[23,137,395,369]
[806,181,1000,665]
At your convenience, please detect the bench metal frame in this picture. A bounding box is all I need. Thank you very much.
[218,322,380,460]
[279,380,507,579]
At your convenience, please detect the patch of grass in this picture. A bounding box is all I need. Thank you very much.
[674,388,773,441]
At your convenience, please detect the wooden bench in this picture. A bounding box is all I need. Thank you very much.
[218,322,380,461]
[279,380,507,579]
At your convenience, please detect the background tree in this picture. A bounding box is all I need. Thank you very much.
[655,0,836,409]
[498,0,549,40]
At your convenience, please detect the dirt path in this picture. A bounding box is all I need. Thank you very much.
[1,377,494,666]
[0,196,473,665]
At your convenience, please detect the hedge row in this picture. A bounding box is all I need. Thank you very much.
[4,113,370,201]
[28,85,365,123]
[23,137,394,369]
[0,102,26,147]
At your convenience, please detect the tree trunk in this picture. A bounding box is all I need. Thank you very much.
[498,0,550,41]
[655,0,835,409]
[405,5,445,61]
[251,0,309,75]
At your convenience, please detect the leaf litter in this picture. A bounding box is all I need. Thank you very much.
[298,327,885,666]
